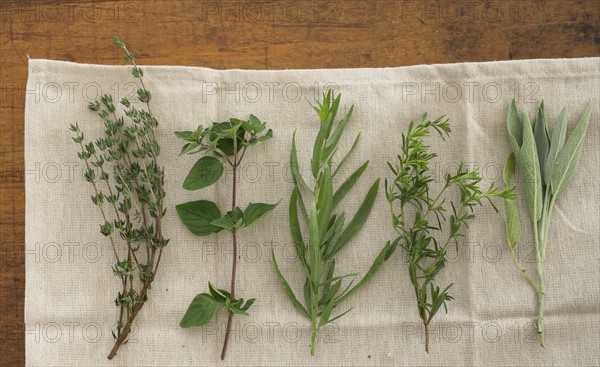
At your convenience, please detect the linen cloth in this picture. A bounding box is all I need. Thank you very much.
[25,57,600,366]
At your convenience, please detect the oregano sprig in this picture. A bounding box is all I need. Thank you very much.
[175,115,276,360]
[70,36,169,360]
[385,114,513,353]
[272,90,394,356]
[503,100,592,347]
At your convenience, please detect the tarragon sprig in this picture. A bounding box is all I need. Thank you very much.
[385,114,513,353]
[272,90,394,356]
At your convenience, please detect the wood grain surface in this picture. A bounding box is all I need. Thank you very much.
[0,1,598,365]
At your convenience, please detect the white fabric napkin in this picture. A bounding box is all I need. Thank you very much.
[25,57,600,366]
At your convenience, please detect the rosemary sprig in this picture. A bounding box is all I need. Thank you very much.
[503,100,592,347]
[385,114,513,353]
[272,90,393,356]
[70,36,168,360]
[175,115,276,360]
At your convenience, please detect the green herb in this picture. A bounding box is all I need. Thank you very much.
[503,100,592,347]
[385,114,513,353]
[70,36,168,360]
[175,115,276,360]
[272,90,393,356]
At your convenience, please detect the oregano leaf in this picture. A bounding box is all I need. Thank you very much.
[182,156,224,190]
[242,202,278,227]
[176,200,222,236]
[180,293,218,328]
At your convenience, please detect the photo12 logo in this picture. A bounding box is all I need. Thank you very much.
[195,1,339,24]
[400,1,544,24]
[1,2,142,24]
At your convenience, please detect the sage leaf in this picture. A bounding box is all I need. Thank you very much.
[505,198,522,251]
[503,152,516,186]
[182,156,224,190]
[243,202,279,227]
[176,200,222,236]
[518,112,543,221]
[550,103,592,197]
[544,106,568,184]
[502,154,521,249]
[507,99,523,156]
[534,101,549,183]
[180,293,218,328]
[503,101,592,348]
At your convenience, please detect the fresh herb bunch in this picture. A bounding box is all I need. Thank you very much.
[70,36,168,360]
[175,115,276,360]
[503,100,592,347]
[385,114,513,353]
[272,90,394,356]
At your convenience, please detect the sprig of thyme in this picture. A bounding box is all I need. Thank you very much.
[385,114,513,353]
[70,36,168,360]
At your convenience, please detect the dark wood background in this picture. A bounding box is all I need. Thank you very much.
[0,0,598,365]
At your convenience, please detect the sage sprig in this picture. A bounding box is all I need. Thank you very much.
[70,37,168,360]
[272,90,393,356]
[175,115,276,360]
[385,114,513,353]
[503,100,592,347]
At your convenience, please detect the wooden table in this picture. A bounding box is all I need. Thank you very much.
[1,1,598,365]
